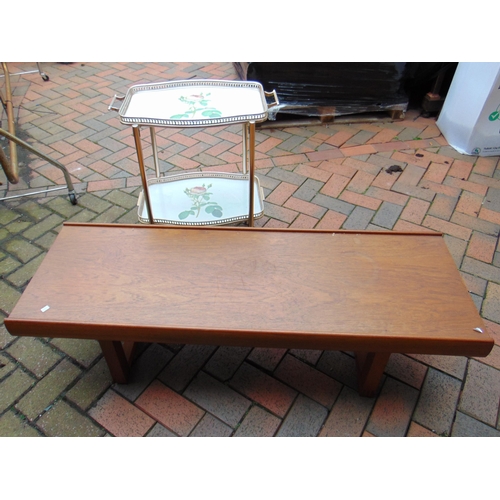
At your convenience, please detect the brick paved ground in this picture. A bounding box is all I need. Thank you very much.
[1,62,500,437]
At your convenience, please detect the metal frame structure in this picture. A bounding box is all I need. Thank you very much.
[0,128,78,204]
[0,63,77,205]
[110,79,278,227]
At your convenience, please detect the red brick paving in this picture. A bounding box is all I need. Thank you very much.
[88,390,154,437]
[135,380,204,436]
[1,62,500,438]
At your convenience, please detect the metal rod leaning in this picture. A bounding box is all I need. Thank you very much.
[1,62,18,182]
[0,127,77,204]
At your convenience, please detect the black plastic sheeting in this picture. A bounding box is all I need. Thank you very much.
[234,62,411,119]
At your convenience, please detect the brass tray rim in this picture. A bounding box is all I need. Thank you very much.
[119,79,269,127]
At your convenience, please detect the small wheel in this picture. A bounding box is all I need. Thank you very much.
[41,73,49,82]
[69,193,78,205]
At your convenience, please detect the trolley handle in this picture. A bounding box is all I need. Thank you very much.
[108,94,125,112]
[264,89,279,108]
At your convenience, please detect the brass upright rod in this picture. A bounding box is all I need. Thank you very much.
[150,127,160,177]
[132,125,154,224]
[248,121,255,227]
[242,123,248,174]
[1,62,18,182]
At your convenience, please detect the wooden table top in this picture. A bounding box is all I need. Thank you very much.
[5,223,493,357]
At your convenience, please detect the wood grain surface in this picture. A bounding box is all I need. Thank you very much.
[5,223,493,357]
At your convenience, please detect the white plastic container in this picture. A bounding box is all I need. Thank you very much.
[437,62,500,157]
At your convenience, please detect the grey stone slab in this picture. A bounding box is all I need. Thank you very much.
[312,193,355,216]
[317,350,358,390]
[50,338,102,368]
[408,354,467,380]
[459,360,500,427]
[36,400,104,437]
[413,368,462,436]
[230,362,296,418]
[15,359,81,421]
[276,394,327,437]
[158,344,217,392]
[366,377,419,437]
[114,344,173,401]
[5,253,45,288]
[146,423,177,437]
[0,281,22,316]
[451,212,500,237]
[451,411,500,437]
[483,187,500,212]
[233,405,281,437]
[66,357,113,410]
[189,413,233,437]
[277,135,308,152]
[294,179,324,202]
[6,337,62,378]
[204,346,252,381]
[482,282,500,323]
[4,237,42,264]
[444,234,468,269]
[462,257,500,285]
[385,353,428,390]
[289,349,322,365]
[184,371,251,428]
[0,410,40,437]
[319,386,375,437]
[0,368,35,414]
[342,206,375,230]
[256,174,280,191]
[372,201,404,229]
[247,347,287,371]
[267,167,308,186]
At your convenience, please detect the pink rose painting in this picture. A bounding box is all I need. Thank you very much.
[178,183,223,220]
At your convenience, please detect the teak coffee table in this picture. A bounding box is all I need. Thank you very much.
[5,223,494,397]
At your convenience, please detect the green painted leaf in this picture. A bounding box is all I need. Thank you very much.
[212,209,223,218]
[201,109,222,118]
[171,113,190,119]
[179,210,194,220]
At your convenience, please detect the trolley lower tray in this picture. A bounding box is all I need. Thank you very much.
[137,172,264,225]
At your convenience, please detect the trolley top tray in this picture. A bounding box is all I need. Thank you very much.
[114,80,273,127]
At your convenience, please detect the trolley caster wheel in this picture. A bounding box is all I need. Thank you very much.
[69,193,78,205]
[41,73,49,82]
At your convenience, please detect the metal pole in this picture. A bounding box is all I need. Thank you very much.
[248,121,255,227]
[0,127,77,203]
[242,123,248,174]
[1,62,18,182]
[150,127,160,177]
[133,125,154,224]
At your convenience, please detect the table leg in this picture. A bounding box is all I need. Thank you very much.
[355,351,390,397]
[99,340,137,384]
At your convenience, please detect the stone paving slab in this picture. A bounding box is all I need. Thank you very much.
[1,62,500,437]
